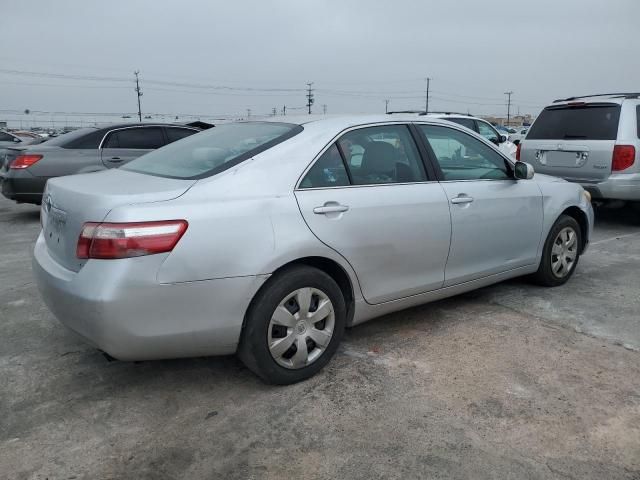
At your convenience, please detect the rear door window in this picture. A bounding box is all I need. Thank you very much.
[166,127,198,143]
[299,144,350,189]
[107,127,165,149]
[527,104,621,140]
[337,125,427,185]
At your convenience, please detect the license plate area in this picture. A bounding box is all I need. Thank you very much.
[45,205,68,246]
[541,150,588,168]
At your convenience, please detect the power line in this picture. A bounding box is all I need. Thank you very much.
[425,77,431,114]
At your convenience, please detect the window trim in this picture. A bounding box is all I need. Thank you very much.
[413,122,515,182]
[295,122,437,191]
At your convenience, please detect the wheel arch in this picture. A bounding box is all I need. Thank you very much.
[561,206,589,253]
[242,256,357,334]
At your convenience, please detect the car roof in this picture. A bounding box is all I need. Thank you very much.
[254,114,463,131]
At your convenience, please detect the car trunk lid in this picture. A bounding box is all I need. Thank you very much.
[41,169,196,272]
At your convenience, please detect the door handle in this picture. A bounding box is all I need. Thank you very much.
[110,157,123,162]
[313,204,349,214]
[450,195,474,204]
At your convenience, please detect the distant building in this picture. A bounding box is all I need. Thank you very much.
[481,114,534,127]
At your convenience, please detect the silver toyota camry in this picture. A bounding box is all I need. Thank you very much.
[33,115,594,384]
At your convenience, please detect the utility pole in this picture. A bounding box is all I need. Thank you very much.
[504,91,513,126]
[246,108,251,119]
[306,82,314,114]
[322,104,327,115]
[272,107,277,116]
[282,105,286,116]
[134,71,143,122]
[425,77,431,114]
[385,99,390,114]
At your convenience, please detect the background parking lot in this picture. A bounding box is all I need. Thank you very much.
[1,196,639,479]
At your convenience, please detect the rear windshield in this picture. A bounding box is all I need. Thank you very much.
[122,122,302,179]
[527,103,620,140]
[41,128,98,148]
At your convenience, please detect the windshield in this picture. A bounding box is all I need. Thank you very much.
[122,122,302,179]
[527,103,621,140]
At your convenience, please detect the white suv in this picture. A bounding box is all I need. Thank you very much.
[423,113,518,159]
[519,93,640,207]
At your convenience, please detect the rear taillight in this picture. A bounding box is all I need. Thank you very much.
[612,145,635,171]
[76,220,188,259]
[515,142,522,161]
[10,154,43,169]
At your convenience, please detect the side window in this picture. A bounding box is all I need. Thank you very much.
[299,144,349,189]
[476,121,499,143]
[446,117,476,130]
[337,125,426,185]
[106,127,165,149]
[419,125,510,181]
[0,132,15,142]
[166,127,198,143]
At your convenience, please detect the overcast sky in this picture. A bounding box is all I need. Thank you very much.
[1,0,638,127]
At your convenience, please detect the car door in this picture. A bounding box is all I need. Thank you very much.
[294,124,451,304]
[100,126,165,168]
[417,123,543,287]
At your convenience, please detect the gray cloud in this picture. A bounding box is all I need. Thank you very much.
[1,0,638,127]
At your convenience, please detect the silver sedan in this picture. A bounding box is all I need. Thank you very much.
[33,116,594,384]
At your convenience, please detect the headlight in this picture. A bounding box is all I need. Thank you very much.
[583,190,592,202]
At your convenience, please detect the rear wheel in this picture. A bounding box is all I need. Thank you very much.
[532,215,581,287]
[238,265,346,385]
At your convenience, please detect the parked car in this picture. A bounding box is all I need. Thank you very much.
[33,116,593,384]
[0,130,40,169]
[1,123,201,204]
[508,126,529,145]
[519,93,640,208]
[425,113,518,159]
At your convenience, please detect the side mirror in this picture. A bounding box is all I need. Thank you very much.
[13,137,21,143]
[499,135,507,143]
[490,137,500,146]
[514,161,534,180]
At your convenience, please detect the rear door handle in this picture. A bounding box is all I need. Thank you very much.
[110,157,123,162]
[450,195,474,204]
[313,204,349,214]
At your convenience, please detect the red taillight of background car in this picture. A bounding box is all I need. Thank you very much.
[10,154,43,169]
[76,220,188,259]
[515,142,522,161]
[612,145,635,171]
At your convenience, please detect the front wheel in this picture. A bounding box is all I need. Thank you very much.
[532,214,582,287]
[238,265,346,385]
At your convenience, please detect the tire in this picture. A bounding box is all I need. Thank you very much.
[532,214,582,287]
[238,265,346,385]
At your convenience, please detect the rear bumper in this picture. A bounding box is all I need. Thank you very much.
[33,232,269,360]
[579,173,640,201]
[1,169,47,204]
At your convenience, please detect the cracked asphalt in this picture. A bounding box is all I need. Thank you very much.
[1,197,639,480]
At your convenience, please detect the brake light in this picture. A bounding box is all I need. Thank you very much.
[10,154,43,169]
[76,220,188,259]
[612,145,635,171]
[515,142,522,161]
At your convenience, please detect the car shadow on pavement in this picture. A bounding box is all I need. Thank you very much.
[593,204,639,227]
